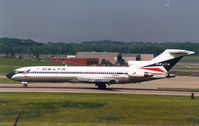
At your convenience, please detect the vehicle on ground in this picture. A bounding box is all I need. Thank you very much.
[7,49,194,89]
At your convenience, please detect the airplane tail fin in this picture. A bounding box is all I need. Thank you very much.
[142,49,194,72]
[128,49,194,73]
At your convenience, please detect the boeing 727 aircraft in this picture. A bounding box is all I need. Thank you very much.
[7,49,194,89]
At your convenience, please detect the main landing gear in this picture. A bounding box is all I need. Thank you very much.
[22,82,28,88]
[95,82,106,89]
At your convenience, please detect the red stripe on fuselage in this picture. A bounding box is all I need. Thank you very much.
[140,67,166,73]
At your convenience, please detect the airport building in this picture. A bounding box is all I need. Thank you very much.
[122,54,140,63]
[50,52,154,66]
[77,52,154,64]
[140,54,154,61]
[49,58,99,66]
[76,52,119,65]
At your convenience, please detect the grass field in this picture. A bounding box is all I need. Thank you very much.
[0,92,199,125]
[180,56,199,63]
[0,78,20,84]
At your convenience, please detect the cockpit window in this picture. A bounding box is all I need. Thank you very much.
[16,71,24,74]
[15,69,30,74]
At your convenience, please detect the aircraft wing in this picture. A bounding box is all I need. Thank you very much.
[76,77,117,83]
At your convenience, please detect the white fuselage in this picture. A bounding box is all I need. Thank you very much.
[10,66,167,84]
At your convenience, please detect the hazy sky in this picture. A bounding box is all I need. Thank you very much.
[1,0,199,42]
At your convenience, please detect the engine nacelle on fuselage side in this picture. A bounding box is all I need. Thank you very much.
[128,71,153,77]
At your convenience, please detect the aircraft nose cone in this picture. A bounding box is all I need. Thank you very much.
[6,72,15,79]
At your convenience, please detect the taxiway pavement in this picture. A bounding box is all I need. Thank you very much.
[0,76,199,96]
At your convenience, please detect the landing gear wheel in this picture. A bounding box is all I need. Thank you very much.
[22,82,28,88]
[23,84,28,88]
[97,83,106,89]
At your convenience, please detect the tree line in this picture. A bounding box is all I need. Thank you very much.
[0,38,198,58]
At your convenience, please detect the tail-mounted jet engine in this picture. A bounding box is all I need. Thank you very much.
[128,71,153,77]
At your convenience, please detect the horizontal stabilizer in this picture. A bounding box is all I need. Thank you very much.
[167,50,194,55]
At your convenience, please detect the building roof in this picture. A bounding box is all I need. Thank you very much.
[122,54,139,57]
[77,52,119,55]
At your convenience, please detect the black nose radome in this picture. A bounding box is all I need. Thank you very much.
[7,71,15,79]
